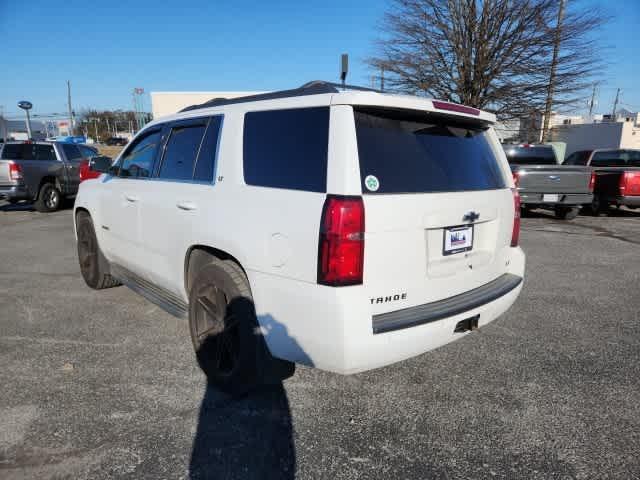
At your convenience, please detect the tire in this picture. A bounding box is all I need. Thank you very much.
[589,194,608,216]
[188,256,294,396]
[34,183,61,212]
[554,206,579,220]
[76,211,121,289]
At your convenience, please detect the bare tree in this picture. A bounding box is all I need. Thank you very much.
[368,0,606,120]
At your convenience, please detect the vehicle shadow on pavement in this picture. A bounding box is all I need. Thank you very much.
[0,201,35,212]
[189,298,299,480]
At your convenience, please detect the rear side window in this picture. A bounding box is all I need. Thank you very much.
[78,145,98,158]
[193,116,223,182]
[355,109,506,194]
[119,129,162,178]
[504,146,557,165]
[62,144,82,160]
[158,123,207,181]
[243,107,329,192]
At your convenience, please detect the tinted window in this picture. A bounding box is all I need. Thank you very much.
[158,123,207,180]
[119,129,162,178]
[0,144,56,160]
[1,144,26,159]
[78,145,98,158]
[193,116,223,182]
[34,144,56,160]
[355,109,506,194]
[62,144,82,160]
[243,107,329,192]
[563,151,591,165]
[504,146,557,165]
[591,150,640,167]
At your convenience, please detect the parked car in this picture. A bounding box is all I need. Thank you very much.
[564,149,640,213]
[74,81,525,394]
[504,144,594,220]
[0,141,98,211]
[105,137,128,146]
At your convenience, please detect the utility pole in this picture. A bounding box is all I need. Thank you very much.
[542,0,566,143]
[588,84,597,117]
[67,80,74,134]
[611,88,620,119]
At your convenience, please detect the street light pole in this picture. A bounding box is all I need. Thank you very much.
[18,101,33,139]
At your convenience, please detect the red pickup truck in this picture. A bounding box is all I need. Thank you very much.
[563,149,640,214]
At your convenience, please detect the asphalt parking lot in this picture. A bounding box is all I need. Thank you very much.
[1,201,639,480]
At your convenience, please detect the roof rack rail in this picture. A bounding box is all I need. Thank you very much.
[180,80,381,112]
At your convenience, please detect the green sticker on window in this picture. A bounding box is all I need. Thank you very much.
[364,175,380,192]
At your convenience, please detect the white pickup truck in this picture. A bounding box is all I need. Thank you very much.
[74,81,525,394]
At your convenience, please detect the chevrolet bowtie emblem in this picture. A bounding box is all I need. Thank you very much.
[463,211,480,222]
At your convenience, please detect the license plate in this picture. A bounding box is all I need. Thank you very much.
[443,225,473,256]
[542,194,559,202]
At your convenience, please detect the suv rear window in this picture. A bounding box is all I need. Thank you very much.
[243,107,329,192]
[503,146,557,165]
[355,109,506,194]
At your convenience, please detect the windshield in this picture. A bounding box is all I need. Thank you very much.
[354,109,506,194]
[503,146,557,165]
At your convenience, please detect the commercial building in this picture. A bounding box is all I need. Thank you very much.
[150,91,265,119]
[550,120,640,156]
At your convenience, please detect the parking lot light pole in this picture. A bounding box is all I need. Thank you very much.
[17,101,33,140]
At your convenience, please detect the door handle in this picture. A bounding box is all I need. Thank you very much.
[176,201,197,211]
[124,195,139,203]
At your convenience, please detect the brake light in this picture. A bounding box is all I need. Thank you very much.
[432,100,480,116]
[318,195,365,286]
[511,188,521,247]
[512,171,520,188]
[620,171,640,196]
[589,171,596,192]
[8,161,23,181]
[79,158,101,182]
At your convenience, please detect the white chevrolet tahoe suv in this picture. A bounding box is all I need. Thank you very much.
[74,81,525,394]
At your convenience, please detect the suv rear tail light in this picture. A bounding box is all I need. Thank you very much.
[589,171,596,192]
[511,188,521,247]
[620,171,640,196]
[318,195,365,286]
[8,161,23,181]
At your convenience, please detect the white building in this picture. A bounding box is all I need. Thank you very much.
[150,91,265,119]
[550,120,640,156]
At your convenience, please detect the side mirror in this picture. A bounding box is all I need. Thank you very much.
[89,155,113,174]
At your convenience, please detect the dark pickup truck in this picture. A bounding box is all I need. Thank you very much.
[0,141,100,212]
[504,144,594,220]
[563,148,640,214]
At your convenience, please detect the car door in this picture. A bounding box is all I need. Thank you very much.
[97,127,164,272]
[138,116,222,296]
[59,143,84,195]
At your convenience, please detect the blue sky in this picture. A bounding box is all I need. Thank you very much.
[1,0,638,119]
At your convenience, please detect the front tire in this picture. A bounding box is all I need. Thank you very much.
[76,212,121,289]
[554,206,579,220]
[188,257,294,396]
[34,183,61,212]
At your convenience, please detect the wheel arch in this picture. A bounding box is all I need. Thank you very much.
[184,245,248,295]
[73,206,90,239]
[36,176,60,199]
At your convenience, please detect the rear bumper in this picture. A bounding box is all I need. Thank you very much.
[0,184,30,201]
[610,195,640,207]
[520,192,592,206]
[249,247,525,375]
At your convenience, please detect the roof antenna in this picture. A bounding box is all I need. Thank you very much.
[340,53,348,88]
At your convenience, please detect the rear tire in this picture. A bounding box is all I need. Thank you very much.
[589,194,608,216]
[76,212,121,289]
[188,256,294,396]
[554,206,579,220]
[34,183,61,212]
